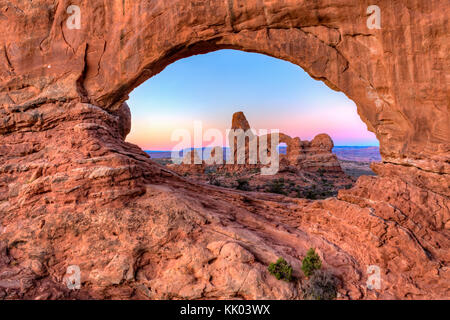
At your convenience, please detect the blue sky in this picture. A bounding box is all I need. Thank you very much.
[126,49,379,151]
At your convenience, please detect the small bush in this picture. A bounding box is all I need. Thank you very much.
[265,179,287,195]
[208,174,221,186]
[302,270,339,300]
[268,257,293,282]
[204,166,218,174]
[304,190,318,200]
[236,178,250,191]
[301,248,322,277]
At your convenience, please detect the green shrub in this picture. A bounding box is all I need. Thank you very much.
[318,168,325,177]
[304,190,318,200]
[236,178,250,191]
[301,248,322,277]
[302,270,339,300]
[265,179,287,195]
[208,174,221,186]
[268,257,293,282]
[204,166,217,174]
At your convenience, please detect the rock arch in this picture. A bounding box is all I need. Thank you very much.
[0,1,448,299]
[2,1,448,192]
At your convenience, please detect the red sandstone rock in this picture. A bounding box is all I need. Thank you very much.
[311,134,334,152]
[0,1,448,300]
[172,112,347,176]
[116,103,132,140]
[232,112,251,131]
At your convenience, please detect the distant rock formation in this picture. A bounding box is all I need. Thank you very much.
[230,112,345,171]
[169,112,346,179]
[231,112,251,131]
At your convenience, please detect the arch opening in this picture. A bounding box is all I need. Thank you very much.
[125,49,380,199]
[277,143,288,155]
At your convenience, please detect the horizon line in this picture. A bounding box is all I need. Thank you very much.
[144,145,380,152]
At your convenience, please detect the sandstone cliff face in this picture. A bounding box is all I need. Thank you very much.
[0,1,448,299]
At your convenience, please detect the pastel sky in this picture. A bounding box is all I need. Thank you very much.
[126,49,379,151]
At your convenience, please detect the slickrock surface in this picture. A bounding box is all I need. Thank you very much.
[0,1,448,299]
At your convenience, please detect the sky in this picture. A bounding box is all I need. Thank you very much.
[126,49,379,151]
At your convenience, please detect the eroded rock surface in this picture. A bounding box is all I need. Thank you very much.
[0,1,448,299]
